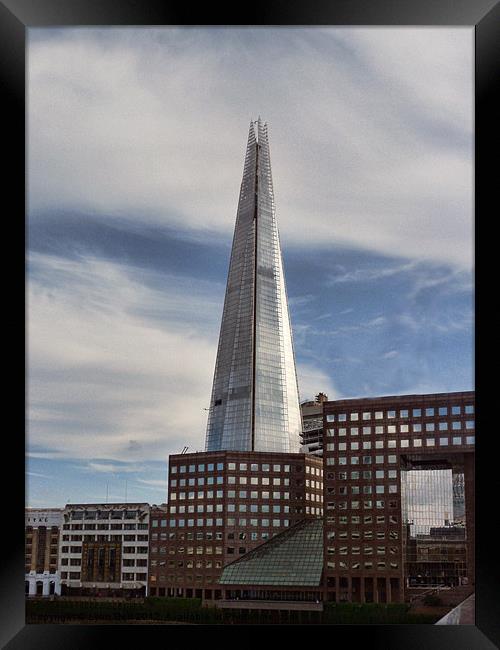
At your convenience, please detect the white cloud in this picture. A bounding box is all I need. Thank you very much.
[28,27,473,269]
[297,362,340,403]
[28,252,218,462]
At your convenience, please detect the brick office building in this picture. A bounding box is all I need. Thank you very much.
[322,391,475,604]
[148,450,323,599]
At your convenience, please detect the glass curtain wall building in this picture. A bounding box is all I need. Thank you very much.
[205,119,302,453]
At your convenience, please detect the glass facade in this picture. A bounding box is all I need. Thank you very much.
[205,119,301,453]
[219,519,323,586]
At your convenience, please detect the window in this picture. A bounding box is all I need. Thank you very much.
[363,412,371,420]
[439,422,448,431]
[439,437,449,446]
[465,405,474,414]
[425,407,435,416]
[387,410,396,418]
[466,420,475,429]
[413,408,421,417]
[400,409,408,418]
[388,455,397,464]
[375,426,384,434]
[338,428,347,436]
[451,406,461,415]
[413,439,422,447]
[466,436,475,444]
[413,423,422,432]
[452,421,461,430]
[363,441,371,450]
[228,463,236,470]
[453,436,462,445]
[239,463,247,471]
[387,425,396,433]
[351,412,359,421]
[375,411,383,419]
[426,438,435,447]
[350,427,359,436]
[363,427,371,435]
[350,442,358,450]
[338,414,347,421]
[326,414,335,422]
[375,440,384,449]
[426,423,435,432]
[388,440,396,448]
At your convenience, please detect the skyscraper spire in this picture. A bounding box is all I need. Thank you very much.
[205,120,302,453]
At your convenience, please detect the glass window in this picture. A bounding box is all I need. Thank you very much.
[338,414,347,421]
[413,408,421,417]
[400,424,409,433]
[350,413,359,421]
[262,464,270,471]
[387,425,396,433]
[363,441,371,449]
[239,463,247,471]
[466,436,475,444]
[326,414,335,422]
[413,423,422,432]
[216,463,224,471]
[453,436,462,445]
[426,438,435,446]
[363,412,371,420]
[413,439,422,447]
[338,428,347,436]
[207,463,214,472]
[425,408,435,416]
[387,410,396,418]
[439,422,448,431]
[387,440,396,448]
[363,426,371,435]
[251,464,258,471]
[375,456,384,464]
[350,442,359,450]
[452,406,461,415]
[375,426,384,434]
[362,456,372,465]
[400,440,409,448]
[351,456,359,465]
[452,421,461,430]
[400,409,408,418]
[273,464,281,472]
[465,405,474,414]
[228,463,236,470]
[439,437,449,446]
[375,440,384,449]
[466,420,475,429]
[170,466,177,474]
[388,455,397,464]
[426,423,435,431]
[438,407,448,416]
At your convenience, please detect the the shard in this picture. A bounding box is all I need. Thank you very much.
[205,118,302,453]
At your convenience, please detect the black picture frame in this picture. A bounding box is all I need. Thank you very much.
[4,0,499,647]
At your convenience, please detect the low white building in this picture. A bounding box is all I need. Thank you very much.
[59,503,150,596]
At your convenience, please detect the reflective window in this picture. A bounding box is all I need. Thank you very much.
[425,408,434,416]
[465,405,474,414]
[363,412,371,420]
[426,423,435,432]
[413,423,422,432]
[439,437,449,446]
[426,438,435,446]
[400,409,409,418]
[451,406,461,415]
[351,413,359,421]
[466,420,474,429]
[452,421,461,430]
[350,427,359,436]
[375,411,383,420]
[413,409,422,417]
[452,436,462,445]
[326,414,335,422]
[466,436,475,444]
[439,422,448,431]
[387,410,396,418]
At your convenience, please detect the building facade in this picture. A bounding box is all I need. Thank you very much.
[58,503,150,597]
[300,392,328,456]
[322,391,475,604]
[25,508,63,596]
[205,118,302,454]
[148,450,323,599]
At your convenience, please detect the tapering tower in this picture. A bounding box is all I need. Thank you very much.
[205,118,302,453]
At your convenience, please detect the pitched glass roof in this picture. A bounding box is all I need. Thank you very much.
[219,518,324,586]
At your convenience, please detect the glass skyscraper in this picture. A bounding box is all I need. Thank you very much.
[205,118,302,453]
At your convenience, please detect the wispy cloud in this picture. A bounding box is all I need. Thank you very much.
[28,27,472,269]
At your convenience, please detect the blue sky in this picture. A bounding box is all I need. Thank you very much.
[27,27,474,508]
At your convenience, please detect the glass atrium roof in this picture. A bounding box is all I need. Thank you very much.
[219,518,324,586]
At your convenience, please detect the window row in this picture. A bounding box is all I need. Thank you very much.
[327,546,398,555]
[326,515,399,526]
[326,500,398,511]
[327,485,398,495]
[326,561,399,570]
[326,405,473,422]
[169,490,292,501]
[326,435,474,451]
[327,528,399,539]
[326,422,475,436]
[171,462,296,474]
[150,559,223,569]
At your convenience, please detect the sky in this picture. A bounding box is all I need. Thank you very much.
[27,27,474,508]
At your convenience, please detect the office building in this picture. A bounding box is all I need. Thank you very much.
[205,118,302,454]
[25,508,63,597]
[147,450,323,599]
[58,503,150,597]
[322,391,475,603]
